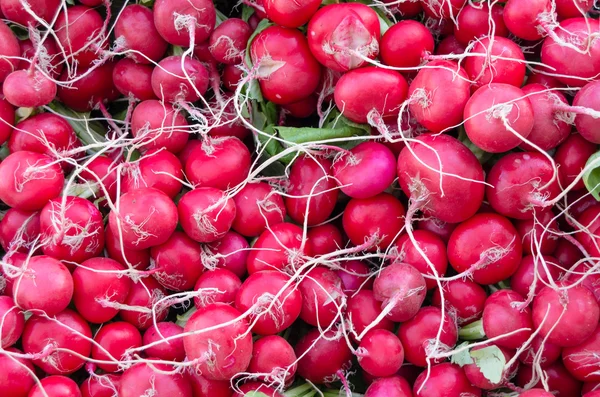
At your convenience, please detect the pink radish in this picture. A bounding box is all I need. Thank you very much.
[0,296,24,348]
[194,268,241,307]
[454,3,508,45]
[420,0,466,20]
[431,279,487,325]
[465,36,526,89]
[202,231,249,278]
[150,231,204,291]
[28,376,81,397]
[503,0,552,41]
[299,267,345,328]
[515,211,560,255]
[0,22,19,83]
[0,0,60,26]
[556,133,598,190]
[380,20,434,68]
[178,187,236,243]
[365,376,412,397]
[131,99,190,154]
[121,149,183,199]
[0,347,35,397]
[347,290,395,339]
[394,230,448,289]
[232,182,286,237]
[0,209,40,254]
[2,69,56,108]
[92,321,142,372]
[104,225,150,270]
[573,81,600,143]
[209,18,252,65]
[263,0,321,28]
[482,289,533,349]
[248,335,297,383]
[308,224,343,256]
[57,62,119,112]
[295,328,352,384]
[115,4,168,63]
[151,55,209,103]
[153,0,216,46]
[120,278,168,330]
[358,329,404,377]
[119,363,192,396]
[510,255,562,299]
[112,58,156,101]
[337,260,373,294]
[55,6,106,68]
[413,363,482,396]
[373,263,427,322]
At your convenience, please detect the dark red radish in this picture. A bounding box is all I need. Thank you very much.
[282,95,318,118]
[80,374,121,397]
[463,345,516,390]
[381,20,434,68]
[57,62,119,112]
[0,22,19,83]
[465,37,526,89]
[73,257,132,324]
[121,150,183,199]
[208,18,251,65]
[563,324,600,381]
[248,335,297,383]
[194,268,241,307]
[222,64,243,92]
[373,263,427,323]
[299,267,344,328]
[131,100,190,154]
[183,303,253,381]
[119,362,192,397]
[232,182,286,237]
[308,224,343,256]
[0,347,35,397]
[346,290,395,338]
[18,38,63,77]
[566,189,598,221]
[55,6,106,68]
[413,363,481,396]
[416,217,456,243]
[178,140,202,168]
[153,0,215,46]
[397,134,485,224]
[431,279,487,325]
[120,278,168,330]
[573,81,600,143]
[295,328,352,384]
[0,97,13,146]
[454,3,508,45]
[189,374,232,397]
[510,255,562,299]
[307,3,380,72]
[28,376,81,397]
[150,231,203,291]
[515,211,560,255]
[533,285,600,347]
[250,26,321,105]
[151,56,209,103]
[503,0,552,41]
[383,0,423,17]
[574,205,600,257]
[482,290,533,349]
[3,70,56,108]
[337,260,373,294]
[435,35,467,56]
[0,296,24,348]
[206,95,250,140]
[104,226,150,270]
[343,193,405,250]
[22,309,92,375]
[420,0,466,20]
[528,72,565,89]
[112,58,156,101]
[263,0,321,28]
[178,187,236,243]
[202,231,249,278]
[365,376,412,397]
[92,322,143,373]
[0,209,40,254]
[247,222,312,274]
[516,362,583,397]
[78,156,119,206]
[0,0,60,26]
[358,329,404,377]
[555,238,584,269]
[114,4,168,63]
[519,335,562,368]
[398,306,458,367]
[556,134,598,190]
[394,231,448,290]
[555,0,594,18]
[236,270,302,335]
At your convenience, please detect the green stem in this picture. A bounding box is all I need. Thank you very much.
[0,144,9,160]
[459,319,486,341]
[283,383,315,397]
[48,102,106,148]
[175,306,197,328]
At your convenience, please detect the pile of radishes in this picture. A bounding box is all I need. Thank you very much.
[0,0,599,396]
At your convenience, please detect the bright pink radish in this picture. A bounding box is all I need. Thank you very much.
[383,0,423,16]
[515,211,559,255]
[520,335,562,367]
[398,306,458,367]
[0,296,24,348]
[178,187,236,243]
[131,99,189,154]
[417,217,457,243]
[57,62,119,112]
[308,224,343,256]
[334,67,408,124]
[151,55,209,103]
[153,0,215,46]
[358,329,404,377]
[486,152,561,219]
[299,267,344,327]
[503,0,551,41]
[194,268,241,307]
[143,323,186,368]
[0,209,40,254]
[232,182,286,237]
[120,278,168,330]
[295,328,352,384]
[454,3,508,45]
[188,374,231,397]
[0,0,60,26]
[112,58,156,101]
[555,0,594,18]
[397,134,485,223]
[482,290,533,349]
[22,309,92,375]
[92,322,143,372]
[573,81,600,143]
[28,376,81,397]
[463,345,515,389]
[115,4,168,63]
[150,231,203,291]
[0,22,19,83]
[436,35,467,56]
[119,363,192,397]
[394,231,448,290]
[73,257,131,324]
[0,97,13,146]
[373,263,426,322]
[307,3,380,72]
[420,0,466,20]
[431,279,487,325]
[3,69,56,108]
[465,37,526,89]
[365,376,412,397]
[347,290,395,338]
[381,20,434,67]
[516,362,583,396]
[0,347,35,397]
[528,72,565,89]
[413,363,481,396]
[263,0,321,28]
[337,260,373,294]
[80,374,121,397]
[556,133,598,190]
[248,335,297,382]
[533,284,600,347]
[250,26,321,105]
[104,225,150,270]
[209,18,251,65]
[55,6,106,68]
[183,303,252,381]
[563,324,600,381]
[246,222,312,274]
[510,255,562,299]
[202,231,249,277]
[519,390,555,397]
[121,150,183,198]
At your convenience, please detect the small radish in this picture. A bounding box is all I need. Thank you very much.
[295,328,352,384]
[519,335,562,368]
[151,55,209,103]
[503,0,552,41]
[308,224,343,256]
[248,335,297,383]
[515,362,583,396]
[0,209,40,254]
[299,267,345,328]
[80,374,121,397]
[572,81,600,143]
[57,62,119,112]
[394,231,448,290]
[119,363,192,397]
[232,182,286,237]
[0,97,13,146]
[510,255,562,299]
[202,231,249,278]
[337,260,373,294]
[263,0,321,28]
[114,4,168,63]
[383,0,423,17]
[0,0,60,26]
[435,35,467,56]
[555,133,598,190]
[18,37,63,78]
[358,329,404,377]
[28,376,81,397]
[92,322,143,373]
[178,187,236,243]
[416,216,457,243]
[222,64,243,92]
[420,0,466,20]
[153,0,216,46]
[0,347,35,397]
[346,290,395,338]
[194,268,241,307]
[563,324,600,381]
[412,363,481,396]
[104,225,150,270]
[381,20,434,68]
[233,382,283,397]
[515,211,560,255]
[365,376,412,397]
[454,2,508,45]
[150,231,204,291]
[112,58,156,101]
[120,278,168,330]
[209,18,252,65]
[0,296,24,348]
[555,0,595,19]
[188,374,231,397]
[2,69,56,108]
[463,344,516,390]
[78,156,119,207]
[465,37,526,89]
[373,263,427,322]
[131,99,189,154]
[121,149,183,199]
[55,6,106,68]
[482,290,533,349]
[431,279,487,325]
[0,22,19,83]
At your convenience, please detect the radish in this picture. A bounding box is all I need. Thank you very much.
[178,187,236,243]
[554,238,584,268]
[0,295,24,348]
[232,181,286,237]
[0,22,21,83]
[131,99,190,154]
[3,69,56,108]
[0,347,35,397]
[532,284,600,347]
[454,2,508,45]
[516,362,583,397]
[72,257,132,324]
[481,290,533,349]
[463,345,516,390]
[503,0,552,41]
[299,267,345,328]
[515,211,560,255]
[185,136,251,191]
[282,95,318,118]
[394,230,448,290]
[435,35,467,56]
[92,321,143,373]
[358,329,404,377]
[555,0,595,19]
[308,224,343,256]
[207,94,250,140]
[565,262,600,304]
[114,4,168,63]
[510,255,562,299]
[80,374,121,397]
[263,0,321,28]
[194,268,241,307]
[18,37,63,78]
[519,335,562,368]
[112,58,156,101]
[373,263,427,322]
[120,278,168,330]
[247,335,297,383]
[55,6,106,68]
[420,0,466,20]
[189,374,232,397]
[28,376,81,397]
[346,290,395,338]
[383,0,423,17]
[153,0,216,46]
[202,231,249,277]
[563,324,600,381]
[397,306,458,367]
[527,72,565,89]
[295,328,352,384]
[209,18,252,65]
[380,20,434,68]
[150,231,204,291]
[520,390,556,397]
[413,362,481,397]
[151,55,209,103]
[22,309,92,375]
[0,0,60,26]
[573,81,600,143]
[78,156,119,206]
[0,209,40,254]
[337,260,373,294]
[574,206,600,257]
[236,270,302,335]
[246,222,312,274]
[250,25,321,105]
[57,62,119,112]
[334,67,408,124]
[0,97,13,146]
[233,382,283,397]
[119,363,192,397]
[431,279,487,325]
[556,133,598,190]
[365,376,412,397]
[121,149,183,199]
[104,225,150,270]
[465,37,526,89]
[222,63,243,92]
[416,216,456,243]
[183,303,253,381]
[307,3,380,72]
[397,133,485,223]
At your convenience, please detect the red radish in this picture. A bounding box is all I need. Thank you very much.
[222,64,243,92]
[114,5,168,63]
[0,347,35,397]
[585,388,600,396]
[0,97,13,146]
[18,38,64,77]
[0,252,24,298]
[383,0,423,17]
[236,270,302,335]
[0,209,40,254]
[3,70,56,108]
[527,72,565,89]
[13,255,73,316]
[373,263,427,322]
[365,376,412,397]
[246,222,311,274]
[541,18,600,87]
[556,134,598,190]
[0,296,24,348]
[57,62,119,112]
[232,182,286,237]
[183,303,253,381]
[153,0,216,46]
[308,224,343,256]
[248,335,297,382]
[202,231,249,278]
[413,363,481,396]
[482,290,533,349]
[285,155,338,226]
[73,257,132,324]
[55,6,106,68]
[78,156,119,206]
[566,189,598,221]
[150,231,203,291]
[151,56,209,103]
[131,100,190,154]
[465,37,526,89]
[435,35,467,56]
[380,20,434,68]
[515,211,560,255]
[573,81,600,143]
[209,19,252,65]
[510,255,562,299]
[397,134,485,223]
[408,60,470,133]
[454,3,508,45]
[416,217,456,243]
[346,290,395,338]
[178,187,236,243]
[299,267,345,328]
[503,0,552,41]
[92,322,143,373]
[532,285,600,347]
[194,268,241,307]
[555,0,595,19]
[0,0,60,26]
[516,362,583,397]
[574,205,600,257]
[565,261,600,303]
[343,193,405,250]
[519,390,556,397]
[0,22,19,83]
[0,151,64,211]
[206,95,250,140]
[398,306,458,367]
[295,328,352,384]
[112,58,156,101]
[394,231,448,290]
[307,3,380,72]
[263,0,321,28]
[80,374,121,397]
[178,140,202,167]
[555,238,584,269]
[250,25,321,105]
[108,187,178,250]
[519,335,562,367]
[431,279,487,325]
[22,309,92,375]
[28,376,81,397]
[358,329,404,377]
[463,345,516,389]
[282,95,318,118]
[121,150,183,199]
[334,67,408,124]
[486,152,561,219]
[104,225,150,270]
[420,0,466,20]
[189,374,232,397]
[332,142,396,199]
[119,363,192,397]
[337,260,373,294]
[563,324,600,381]
[120,278,168,330]
[185,136,251,190]
[233,382,283,397]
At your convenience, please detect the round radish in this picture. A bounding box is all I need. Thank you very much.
[104,225,150,270]
[178,187,236,243]
[0,209,40,254]
[519,390,556,397]
[347,290,395,338]
[520,335,562,368]
[463,344,515,389]
[358,329,404,377]
[516,362,583,396]
[483,290,533,349]
[121,150,183,199]
[80,374,121,397]
[222,63,243,92]
[92,321,142,373]
[515,211,560,255]
[18,37,63,77]
[0,347,35,397]
[416,216,457,243]
[337,260,373,294]
[151,55,209,103]
[431,279,487,325]
[0,22,22,83]
[373,263,427,322]
[510,255,562,299]
[465,36,526,89]
[131,100,190,154]
[55,6,106,68]
[112,58,156,101]
[420,0,466,20]
[150,231,204,291]
[295,328,352,384]
[57,62,119,112]
[394,231,448,290]
[556,133,598,190]
[555,0,595,19]
[119,362,192,397]
[28,376,81,397]
[435,35,467,56]
[563,324,600,381]
[0,97,13,146]
[308,224,343,256]
[298,266,345,328]
[153,0,216,46]
[209,18,252,65]
[78,156,119,206]
[233,382,283,397]
[194,268,241,307]
[114,4,168,63]
[381,20,434,68]
[365,376,412,397]
[454,3,508,45]
[413,363,481,396]
[503,0,552,41]
[573,81,600,143]
[202,231,249,278]
[0,0,60,26]
[263,0,321,28]
[3,69,56,108]
[232,182,286,237]
[120,278,168,330]
[189,374,231,397]
[248,335,297,383]
[0,296,24,348]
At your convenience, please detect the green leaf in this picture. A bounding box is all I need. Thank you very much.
[139,0,154,6]
[244,19,273,69]
[244,392,269,397]
[584,151,600,201]
[451,342,474,366]
[176,306,197,328]
[9,24,28,40]
[241,5,255,22]
[216,9,228,26]
[469,345,506,385]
